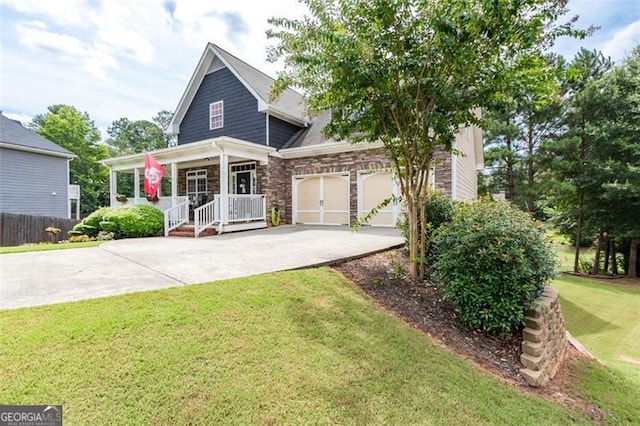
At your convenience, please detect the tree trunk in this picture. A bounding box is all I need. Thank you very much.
[627,238,638,279]
[407,197,419,278]
[506,131,515,201]
[573,189,584,273]
[603,235,610,273]
[526,120,535,213]
[611,237,619,275]
[592,230,603,275]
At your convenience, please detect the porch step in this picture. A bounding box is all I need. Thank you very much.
[168,225,217,238]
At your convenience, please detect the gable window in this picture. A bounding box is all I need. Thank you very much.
[209,101,224,130]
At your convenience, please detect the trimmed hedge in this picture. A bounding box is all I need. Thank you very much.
[103,205,164,238]
[68,205,164,239]
[433,200,556,337]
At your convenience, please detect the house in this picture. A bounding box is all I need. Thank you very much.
[0,114,77,218]
[102,43,483,236]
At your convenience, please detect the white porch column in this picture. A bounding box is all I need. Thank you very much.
[219,150,229,233]
[171,162,178,207]
[133,168,140,204]
[109,168,117,207]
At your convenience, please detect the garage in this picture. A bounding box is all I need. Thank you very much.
[293,173,350,225]
[358,170,400,227]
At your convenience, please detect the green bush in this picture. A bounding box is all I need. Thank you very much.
[83,207,114,229]
[398,191,456,267]
[103,205,164,238]
[69,223,98,237]
[433,200,556,337]
[99,221,118,233]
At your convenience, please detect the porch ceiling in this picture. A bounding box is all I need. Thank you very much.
[102,136,276,172]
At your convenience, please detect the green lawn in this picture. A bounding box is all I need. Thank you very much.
[553,275,640,385]
[1,268,590,425]
[0,241,103,254]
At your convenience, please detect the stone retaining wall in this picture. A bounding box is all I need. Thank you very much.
[520,286,568,387]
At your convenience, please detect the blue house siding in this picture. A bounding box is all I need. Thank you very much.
[0,148,69,217]
[269,116,302,149]
[179,68,266,145]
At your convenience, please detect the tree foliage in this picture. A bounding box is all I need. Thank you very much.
[30,105,110,214]
[268,0,584,278]
[104,111,173,196]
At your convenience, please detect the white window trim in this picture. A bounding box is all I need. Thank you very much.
[186,169,208,202]
[229,162,257,195]
[209,100,224,130]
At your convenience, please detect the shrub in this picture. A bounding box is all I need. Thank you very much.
[103,205,164,238]
[69,223,98,237]
[68,234,95,243]
[398,191,456,268]
[83,207,115,229]
[433,200,556,337]
[96,231,115,241]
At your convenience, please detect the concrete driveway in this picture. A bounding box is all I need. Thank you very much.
[0,225,403,310]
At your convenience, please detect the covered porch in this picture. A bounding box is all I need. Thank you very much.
[102,137,275,237]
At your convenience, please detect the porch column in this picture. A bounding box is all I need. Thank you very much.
[109,168,117,207]
[171,162,178,207]
[219,151,229,233]
[133,168,140,204]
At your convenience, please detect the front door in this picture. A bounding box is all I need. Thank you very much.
[234,171,251,194]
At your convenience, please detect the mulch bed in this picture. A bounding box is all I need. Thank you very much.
[331,248,604,421]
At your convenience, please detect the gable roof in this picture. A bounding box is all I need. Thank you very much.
[169,43,307,134]
[0,114,75,158]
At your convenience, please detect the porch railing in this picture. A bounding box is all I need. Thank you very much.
[116,196,188,211]
[227,194,266,223]
[164,200,189,236]
[194,196,220,238]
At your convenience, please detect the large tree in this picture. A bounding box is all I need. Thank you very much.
[30,105,110,214]
[268,0,584,277]
[104,113,173,196]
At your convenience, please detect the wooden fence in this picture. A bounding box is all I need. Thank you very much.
[0,213,81,246]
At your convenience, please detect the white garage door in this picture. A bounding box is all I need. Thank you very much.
[358,170,400,227]
[294,173,350,225]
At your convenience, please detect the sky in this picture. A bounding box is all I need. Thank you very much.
[1,0,638,139]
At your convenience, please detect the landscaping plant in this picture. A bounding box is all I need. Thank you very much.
[68,205,163,239]
[433,200,556,337]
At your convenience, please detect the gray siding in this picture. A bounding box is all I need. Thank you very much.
[0,148,69,217]
[269,116,302,149]
[179,68,266,145]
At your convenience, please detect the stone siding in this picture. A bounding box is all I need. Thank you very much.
[173,146,454,226]
[520,286,568,387]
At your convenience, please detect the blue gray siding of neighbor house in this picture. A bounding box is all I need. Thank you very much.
[0,147,70,217]
[179,68,267,145]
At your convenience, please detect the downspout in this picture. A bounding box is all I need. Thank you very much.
[265,112,270,146]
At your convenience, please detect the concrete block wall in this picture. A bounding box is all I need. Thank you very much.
[520,286,568,387]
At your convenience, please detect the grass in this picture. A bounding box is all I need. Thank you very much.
[0,241,103,254]
[553,274,640,423]
[553,275,640,383]
[1,268,590,425]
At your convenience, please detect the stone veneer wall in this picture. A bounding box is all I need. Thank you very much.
[263,147,454,226]
[172,147,454,225]
[520,286,568,387]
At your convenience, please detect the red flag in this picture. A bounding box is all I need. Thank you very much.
[144,153,164,197]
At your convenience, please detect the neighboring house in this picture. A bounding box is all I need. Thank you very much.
[0,114,76,218]
[103,43,483,236]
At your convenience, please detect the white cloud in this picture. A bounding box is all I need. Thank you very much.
[8,0,92,27]
[601,20,640,61]
[2,111,33,126]
[15,21,119,82]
